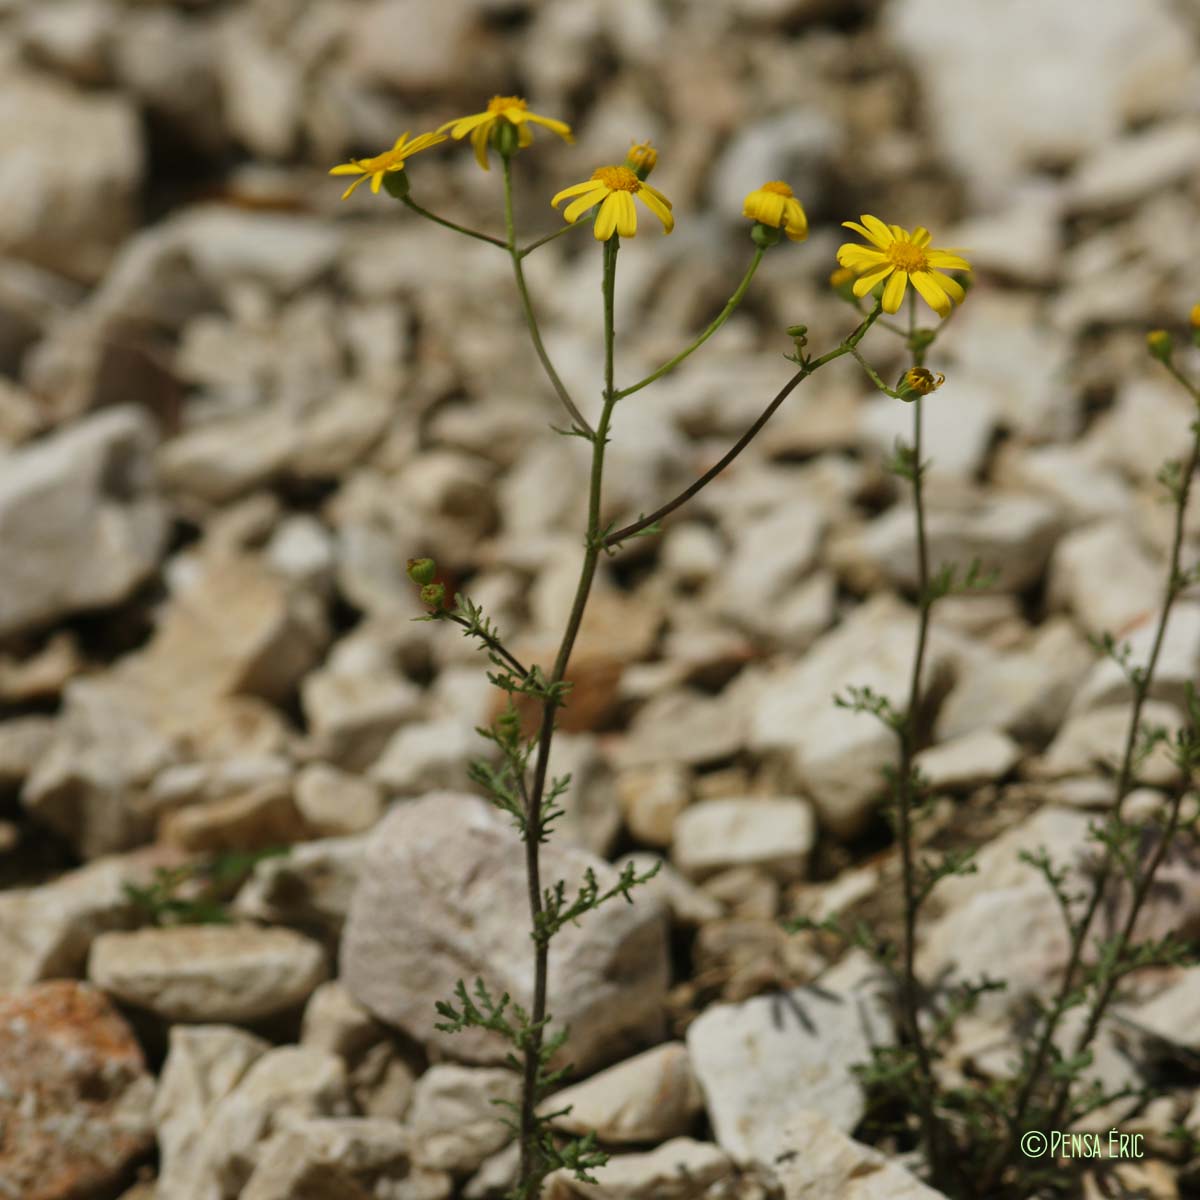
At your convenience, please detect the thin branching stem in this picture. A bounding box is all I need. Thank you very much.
[502,155,594,440]
[401,196,509,249]
[602,303,882,547]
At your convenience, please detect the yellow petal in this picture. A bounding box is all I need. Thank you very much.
[471,122,491,171]
[340,175,368,200]
[783,198,808,240]
[552,179,602,207]
[837,244,887,270]
[638,185,674,233]
[525,112,574,141]
[888,224,907,242]
[443,112,492,138]
[881,270,908,313]
[852,263,894,297]
[330,163,365,176]
[929,270,966,304]
[641,182,673,211]
[860,215,896,247]
[517,123,533,148]
[391,131,411,151]
[594,194,620,240]
[370,172,383,194]
[910,270,951,318]
[563,187,609,223]
[614,191,638,238]
[926,250,971,271]
[911,226,932,247]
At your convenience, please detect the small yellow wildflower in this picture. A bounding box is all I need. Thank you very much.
[829,267,856,288]
[1190,303,1200,330]
[551,165,674,241]
[329,130,446,200]
[837,215,970,318]
[625,140,658,177]
[742,181,808,242]
[439,96,573,171]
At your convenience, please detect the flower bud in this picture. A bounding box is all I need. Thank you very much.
[786,324,808,353]
[896,366,946,401]
[420,582,446,608]
[494,119,521,159]
[625,140,657,180]
[382,170,411,200]
[407,557,436,585]
[1191,305,1200,347]
[1146,329,1174,362]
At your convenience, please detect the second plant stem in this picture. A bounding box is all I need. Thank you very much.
[515,236,620,1199]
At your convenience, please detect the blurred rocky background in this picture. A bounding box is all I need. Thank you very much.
[1,0,1199,1197]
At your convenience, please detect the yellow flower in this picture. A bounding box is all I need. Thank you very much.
[329,130,447,199]
[551,165,674,241]
[742,182,808,242]
[439,95,573,171]
[829,267,856,288]
[1147,330,1174,361]
[899,367,946,397]
[836,215,970,318]
[1190,303,1200,330]
[625,140,657,177]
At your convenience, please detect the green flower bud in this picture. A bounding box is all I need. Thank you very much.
[420,582,446,608]
[1147,329,1174,362]
[407,557,436,585]
[494,119,521,159]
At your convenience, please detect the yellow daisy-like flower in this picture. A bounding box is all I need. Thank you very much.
[837,215,970,318]
[439,95,573,171]
[743,181,808,242]
[551,165,674,241]
[329,130,447,200]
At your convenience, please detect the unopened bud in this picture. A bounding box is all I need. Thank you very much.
[1147,329,1174,362]
[420,582,446,608]
[750,222,782,249]
[494,119,520,159]
[625,140,657,180]
[407,557,436,585]
[382,170,411,200]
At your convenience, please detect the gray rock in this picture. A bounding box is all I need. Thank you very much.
[686,953,891,1162]
[543,1138,736,1200]
[1032,700,1184,787]
[0,406,166,638]
[914,730,1022,792]
[616,762,692,848]
[89,924,329,1022]
[408,1064,520,1173]
[542,1042,704,1146]
[1066,120,1200,214]
[672,798,816,883]
[341,793,669,1074]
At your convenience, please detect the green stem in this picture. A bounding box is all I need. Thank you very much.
[400,197,508,249]
[519,217,590,258]
[613,248,765,400]
[602,303,882,548]
[848,345,899,396]
[515,236,620,1200]
[502,154,594,439]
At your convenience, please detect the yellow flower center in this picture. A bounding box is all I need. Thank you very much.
[760,181,794,197]
[488,95,527,114]
[591,165,641,192]
[887,241,929,272]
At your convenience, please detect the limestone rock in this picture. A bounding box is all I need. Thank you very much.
[0,981,154,1200]
[672,798,816,883]
[773,1110,948,1198]
[160,778,308,853]
[408,1064,520,1173]
[686,954,891,1162]
[616,762,692,848]
[1033,700,1184,787]
[295,763,385,837]
[543,1138,736,1199]
[914,730,1022,792]
[89,924,328,1022]
[0,405,166,639]
[542,1042,704,1145]
[341,793,669,1074]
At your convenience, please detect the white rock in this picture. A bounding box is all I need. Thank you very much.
[1086,376,1198,483]
[993,442,1130,527]
[233,835,368,938]
[542,1042,704,1145]
[0,856,147,988]
[672,798,816,883]
[543,1137,735,1200]
[620,686,748,769]
[1046,521,1161,639]
[265,515,336,592]
[686,954,891,1162]
[0,69,142,277]
[369,719,474,793]
[1134,970,1200,1051]
[346,0,478,90]
[300,980,383,1062]
[0,406,166,638]
[294,763,384,837]
[885,0,1193,201]
[860,388,995,480]
[153,1024,271,1199]
[660,522,724,589]
[750,595,959,838]
[216,26,301,160]
[914,730,1022,791]
[1033,700,1184,787]
[936,618,1094,742]
[89,925,329,1022]
[942,188,1063,286]
[613,853,724,927]
[617,762,691,848]
[341,793,669,1074]
[773,1110,948,1199]
[408,1064,520,1173]
[1066,120,1200,213]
